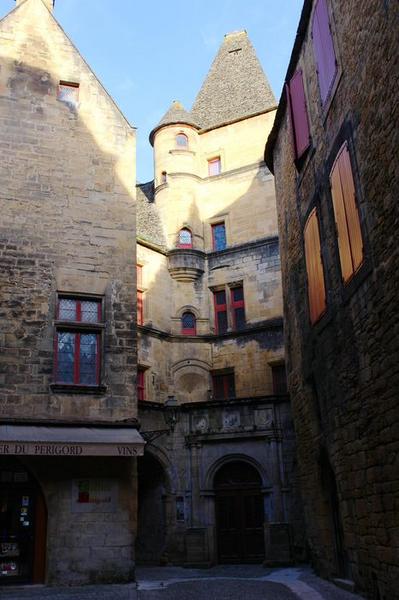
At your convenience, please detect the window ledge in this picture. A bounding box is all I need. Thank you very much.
[169,149,196,156]
[50,384,107,395]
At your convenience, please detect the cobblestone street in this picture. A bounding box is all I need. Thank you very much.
[0,567,363,600]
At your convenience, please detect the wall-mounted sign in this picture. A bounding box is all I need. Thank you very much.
[0,443,140,457]
[71,479,117,513]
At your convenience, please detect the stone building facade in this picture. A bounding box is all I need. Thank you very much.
[0,0,144,586]
[136,31,303,566]
[265,0,398,598]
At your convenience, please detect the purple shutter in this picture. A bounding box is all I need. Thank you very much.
[312,0,337,104]
[289,70,310,159]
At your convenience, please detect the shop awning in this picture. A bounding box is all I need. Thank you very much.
[0,424,145,457]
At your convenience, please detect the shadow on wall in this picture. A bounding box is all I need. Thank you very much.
[0,15,136,419]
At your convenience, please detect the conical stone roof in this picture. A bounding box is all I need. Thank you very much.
[191,31,276,130]
[149,101,200,145]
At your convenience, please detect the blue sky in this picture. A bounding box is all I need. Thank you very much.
[1,0,303,182]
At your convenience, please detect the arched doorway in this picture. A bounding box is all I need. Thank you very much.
[0,459,47,584]
[136,453,167,564]
[214,461,264,563]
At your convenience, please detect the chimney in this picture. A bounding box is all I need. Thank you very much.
[16,0,55,11]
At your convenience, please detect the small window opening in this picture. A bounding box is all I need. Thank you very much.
[176,133,188,148]
[208,157,221,176]
[161,171,167,184]
[57,81,79,106]
[181,311,196,335]
[178,228,193,249]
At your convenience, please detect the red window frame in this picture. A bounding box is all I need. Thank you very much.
[208,157,221,176]
[137,367,145,401]
[272,364,288,395]
[212,372,235,400]
[211,222,227,251]
[137,265,144,325]
[54,298,102,386]
[213,290,228,334]
[230,286,245,330]
[178,228,193,249]
[181,312,196,335]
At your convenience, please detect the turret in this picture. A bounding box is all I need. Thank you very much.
[150,101,200,186]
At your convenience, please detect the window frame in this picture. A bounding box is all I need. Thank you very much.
[53,296,104,388]
[230,285,245,330]
[181,311,197,336]
[57,81,80,107]
[137,367,145,402]
[208,156,221,177]
[213,289,228,335]
[176,133,189,148]
[211,222,227,251]
[137,264,144,326]
[212,371,235,401]
[178,228,193,249]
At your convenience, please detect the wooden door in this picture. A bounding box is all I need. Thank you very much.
[215,462,264,563]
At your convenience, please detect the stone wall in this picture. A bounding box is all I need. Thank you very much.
[269,0,399,597]
[0,0,137,419]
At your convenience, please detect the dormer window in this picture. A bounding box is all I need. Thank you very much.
[176,133,188,148]
[178,228,193,249]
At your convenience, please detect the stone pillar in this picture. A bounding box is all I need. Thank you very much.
[190,442,202,526]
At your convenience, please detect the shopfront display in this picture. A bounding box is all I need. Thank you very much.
[0,461,46,584]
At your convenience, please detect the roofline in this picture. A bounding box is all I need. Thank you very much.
[149,121,200,146]
[198,105,278,135]
[264,0,312,173]
[1,0,136,132]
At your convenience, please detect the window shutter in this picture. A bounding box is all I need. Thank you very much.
[288,70,310,159]
[330,160,353,282]
[330,143,363,282]
[304,208,326,324]
[312,0,337,104]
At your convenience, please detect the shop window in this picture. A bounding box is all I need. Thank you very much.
[181,311,196,335]
[213,290,228,334]
[212,222,227,251]
[137,367,145,401]
[176,133,188,148]
[178,228,193,249]
[304,208,327,324]
[330,142,364,283]
[57,81,79,107]
[54,297,102,386]
[231,286,245,330]
[137,265,144,326]
[212,371,235,400]
[272,364,288,395]
[287,69,310,160]
[312,0,338,105]
[208,157,221,176]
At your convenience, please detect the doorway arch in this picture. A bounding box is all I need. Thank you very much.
[0,458,47,584]
[214,460,264,563]
[136,452,168,564]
